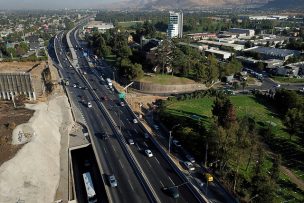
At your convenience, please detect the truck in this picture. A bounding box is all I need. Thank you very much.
[82,172,97,203]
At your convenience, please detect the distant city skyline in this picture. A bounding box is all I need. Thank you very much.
[0,0,123,9]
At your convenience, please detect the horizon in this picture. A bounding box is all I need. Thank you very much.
[0,0,123,10]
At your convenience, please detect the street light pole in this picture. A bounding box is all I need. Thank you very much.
[168,124,180,154]
[249,194,259,202]
[169,131,172,154]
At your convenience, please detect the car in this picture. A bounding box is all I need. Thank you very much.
[204,173,213,182]
[84,87,88,90]
[162,187,179,199]
[153,124,159,130]
[144,133,149,139]
[133,119,138,124]
[145,149,153,157]
[274,84,281,88]
[78,86,82,89]
[102,134,109,140]
[84,159,90,167]
[120,102,125,107]
[108,175,117,187]
[183,161,195,171]
[87,102,92,108]
[73,84,77,88]
[185,154,195,163]
[101,96,108,101]
[128,139,134,145]
[172,139,181,147]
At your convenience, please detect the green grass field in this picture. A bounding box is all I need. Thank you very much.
[272,76,304,83]
[138,74,196,85]
[117,21,143,28]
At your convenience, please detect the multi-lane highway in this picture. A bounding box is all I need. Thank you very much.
[52,32,152,203]
[68,28,204,203]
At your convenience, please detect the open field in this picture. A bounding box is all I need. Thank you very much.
[272,76,304,83]
[138,74,196,85]
[117,21,143,28]
[163,95,304,202]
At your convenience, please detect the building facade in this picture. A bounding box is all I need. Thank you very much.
[167,11,183,38]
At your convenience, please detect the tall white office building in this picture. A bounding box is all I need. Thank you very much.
[167,11,183,38]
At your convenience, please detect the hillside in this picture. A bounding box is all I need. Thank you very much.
[264,0,304,9]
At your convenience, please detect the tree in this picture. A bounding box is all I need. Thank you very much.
[155,38,173,74]
[241,80,247,91]
[212,95,237,128]
[284,108,303,139]
[130,63,144,80]
[206,55,219,84]
[270,154,281,182]
[193,62,206,82]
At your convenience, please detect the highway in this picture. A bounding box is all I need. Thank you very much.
[68,28,204,203]
[51,32,151,203]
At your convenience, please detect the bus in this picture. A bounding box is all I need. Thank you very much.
[82,172,97,203]
[106,78,112,87]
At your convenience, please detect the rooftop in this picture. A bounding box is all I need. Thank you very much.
[245,47,300,57]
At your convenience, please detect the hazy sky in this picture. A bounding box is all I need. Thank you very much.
[0,0,123,9]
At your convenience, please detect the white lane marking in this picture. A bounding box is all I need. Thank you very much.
[118,159,124,169]
[159,180,164,187]
[112,146,117,153]
[168,176,174,184]
[143,142,148,147]
[146,160,152,168]
[103,147,107,154]
[136,143,141,151]
[129,180,135,192]
[134,128,138,133]
[155,158,160,165]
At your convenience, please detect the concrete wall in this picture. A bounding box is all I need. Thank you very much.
[132,81,206,95]
[0,73,36,100]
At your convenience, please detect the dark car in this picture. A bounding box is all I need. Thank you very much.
[162,187,179,199]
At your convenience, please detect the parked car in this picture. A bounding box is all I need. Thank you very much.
[108,175,117,187]
[133,119,138,124]
[145,149,153,157]
[87,102,92,108]
[120,102,125,107]
[182,161,195,171]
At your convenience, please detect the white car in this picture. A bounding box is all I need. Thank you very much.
[145,149,153,157]
[183,161,195,171]
[128,139,134,145]
[133,119,138,124]
[172,139,181,147]
[73,84,77,88]
[87,102,92,108]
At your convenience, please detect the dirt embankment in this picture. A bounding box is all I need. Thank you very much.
[0,102,34,166]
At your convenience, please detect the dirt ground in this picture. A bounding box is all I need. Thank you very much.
[113,81,167,115]
[0,61,48,99]
[0,101,34,166]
